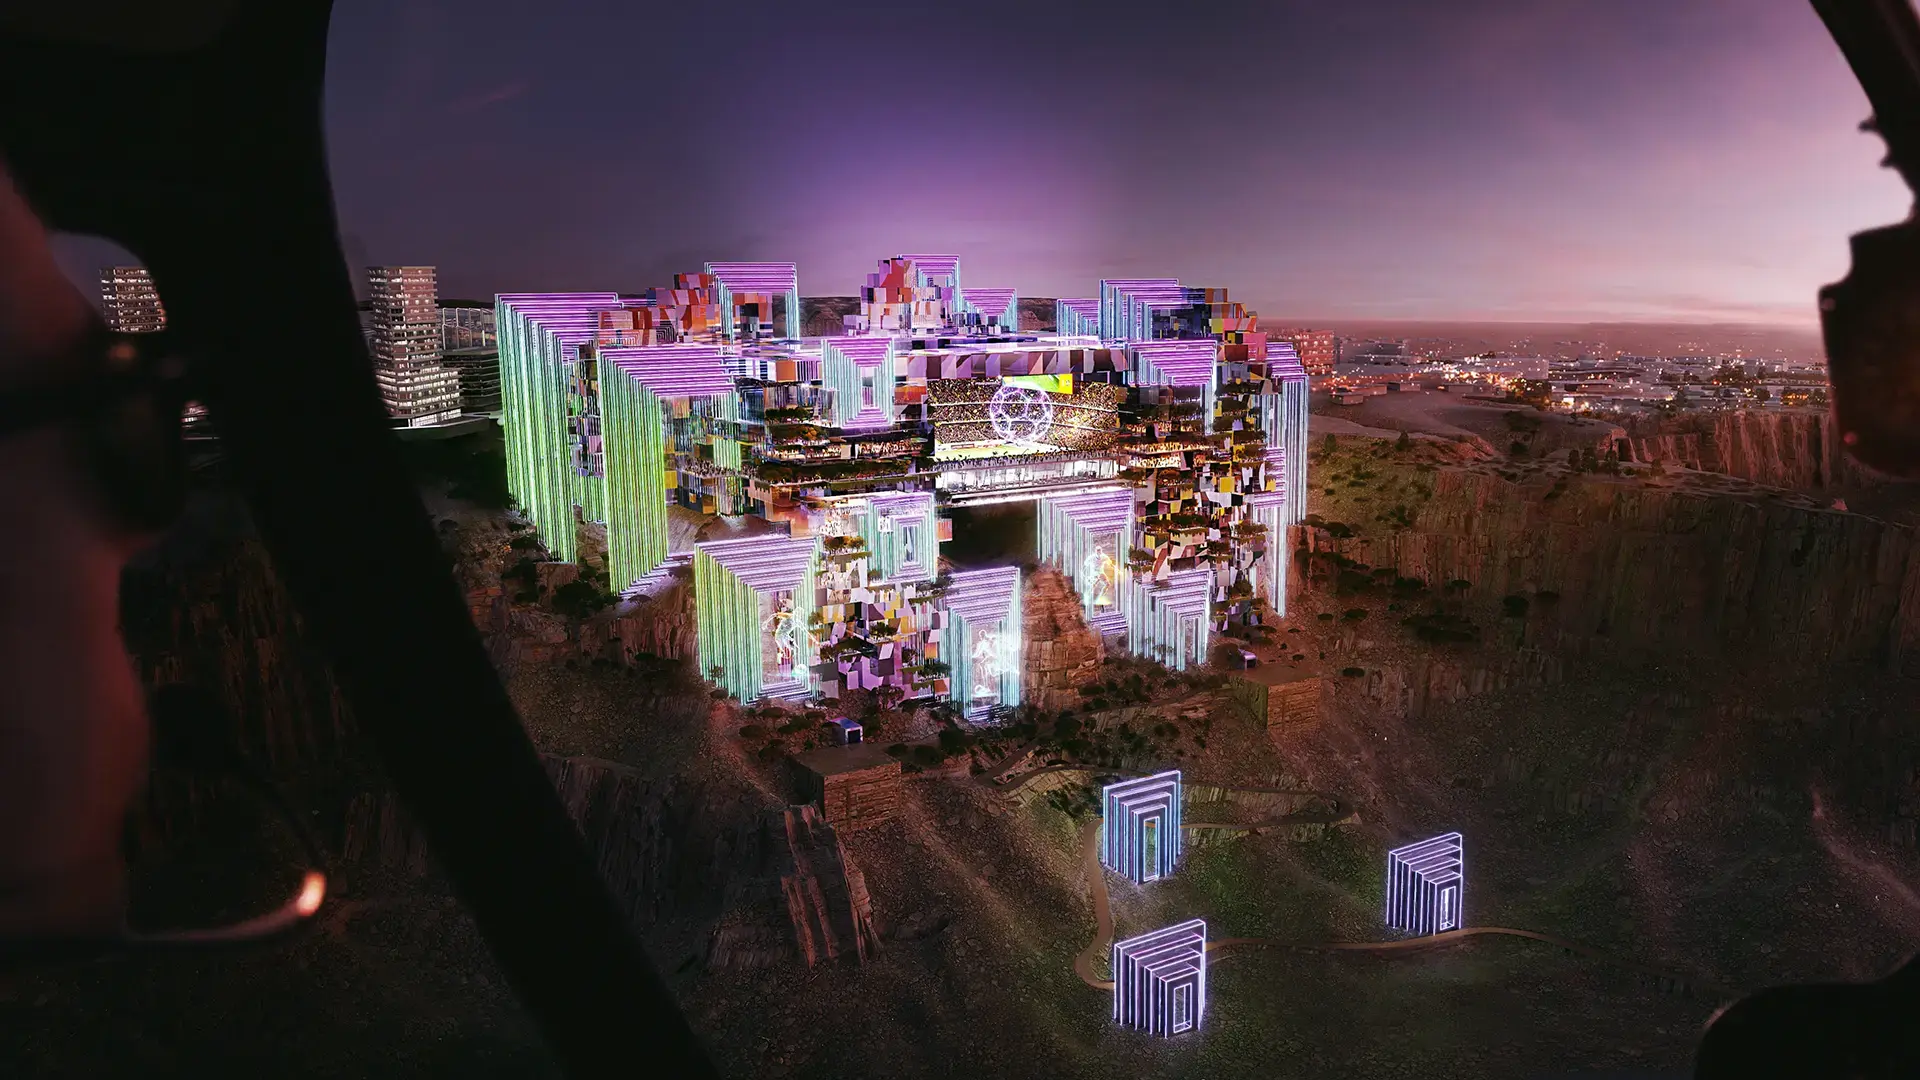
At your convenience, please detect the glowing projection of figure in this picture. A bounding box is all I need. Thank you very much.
[988,382,1055,445]
[1385,832,1464,936]
[970,628,1009,703]
[1083,547,1121,608]
[767,600,800,671]
[1112,919,1207,1037]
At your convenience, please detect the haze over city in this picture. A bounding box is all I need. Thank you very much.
[38,0,1906,330]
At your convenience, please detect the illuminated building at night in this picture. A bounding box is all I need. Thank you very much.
[100,266,165,333]
[1271,327,1335,377]
[368,265,462,427]
[498,253,1309,707]
[1099,770,1184,884]
[1385,832,1465,936]
[1112,919,1207,1037]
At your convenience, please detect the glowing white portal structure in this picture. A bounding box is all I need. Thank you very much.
[1100,770,1184,884]
[1385,832,1465,936]
[988,382,1056,445]
[943,565,1022,719]
[1055,297,1101,339]
[1112,918,1207,1037]
[705,261,800,340]
[1125,568,1213,671]
[821,336,898,429]
[1037,489,1134,636]
[694,533,818,703]
[957,286,1019,331]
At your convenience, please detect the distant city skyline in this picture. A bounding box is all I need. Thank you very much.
[48,0,1911,329]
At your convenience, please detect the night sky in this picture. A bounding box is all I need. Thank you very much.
[57,1,1920,324]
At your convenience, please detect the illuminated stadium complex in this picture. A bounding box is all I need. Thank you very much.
[499,255,1308,709]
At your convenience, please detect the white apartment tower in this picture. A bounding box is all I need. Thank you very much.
[367,265,461,426]
[100,266,165,333]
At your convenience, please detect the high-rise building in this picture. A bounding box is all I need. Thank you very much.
[1270,327,1335,377]
[100,266,165,333]
[439,300,497,352]
[367,266,461,426]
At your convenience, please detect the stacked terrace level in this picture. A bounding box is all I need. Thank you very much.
[1129,339,1222,436]
[598,344,740,591]
[694,533,818,703]
[498,292,622,564]
[707,261,800,341]
[1037,488,1134,637]
[811,493,946,704]
[943,566,1023,719]
[851,254,961,334]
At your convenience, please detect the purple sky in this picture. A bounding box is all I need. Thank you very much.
[54,0,1917,326]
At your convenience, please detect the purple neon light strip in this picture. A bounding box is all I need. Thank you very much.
[707,261,799,294]
[696,533,816,591]
[600,345,738,399]
[944,565,1020,622]
[896,253,961,279]
[1267,340,1308,381]
[1143,569,1211,618]
[1386,832,1464,936]
[1044,489,1133,532]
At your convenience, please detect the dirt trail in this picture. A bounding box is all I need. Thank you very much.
[1067,785,1739,1002]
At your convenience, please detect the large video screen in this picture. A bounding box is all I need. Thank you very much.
[928,375,1121,458]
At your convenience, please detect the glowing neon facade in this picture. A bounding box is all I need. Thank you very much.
[706,261,800,341]
[1055,298,1100,339]
[499,292,623,564]
[598,344,740,590]
[821,336,898,429]
[1385,832,1465,936]
[499,253,1308,706]
[1130,339,1221,436]
[1037,489,1134,636]
[811,492,946,702]
[1112,919,1207,1037]
[694,533,819,702]
[1100,770,1184,884]
[1127,568,1213,671]
[943,566,1022,718]
[957,287,1018,332]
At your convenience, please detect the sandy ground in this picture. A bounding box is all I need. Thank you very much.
[1316,389,1624,460]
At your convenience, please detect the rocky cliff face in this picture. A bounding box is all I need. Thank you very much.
[706,804,881,970]
[1302,467,1920,672]
[1355,648,1564,721]
[345,756,879,971]
[1019,568,1103,711]
[121,496,359,776]
[1627,410,1881,491]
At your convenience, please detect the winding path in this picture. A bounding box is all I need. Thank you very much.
[1067,793,1739,1002]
